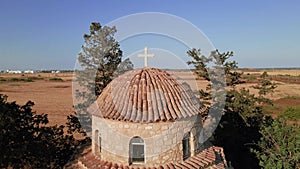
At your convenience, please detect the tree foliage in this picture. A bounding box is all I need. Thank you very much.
[78,22,123,96]
[187,49,277,168]
[75,22,133,133]
[252,72,277,105]
[0,94,89,168]
[187,49,242,86]
[187,49,243,114]
[251,119,300,169]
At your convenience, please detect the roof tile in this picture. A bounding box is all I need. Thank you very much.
[95,68,205,123]
[67,146,227,169]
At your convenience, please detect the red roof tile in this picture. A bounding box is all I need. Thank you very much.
[95,68,205,123]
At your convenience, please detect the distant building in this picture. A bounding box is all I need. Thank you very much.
[6,70,22,74]
[51,70,60,73]
[24,70,34,74]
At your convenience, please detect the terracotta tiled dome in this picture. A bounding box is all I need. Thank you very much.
[95,67,205,123]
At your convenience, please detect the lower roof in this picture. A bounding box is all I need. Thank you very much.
[65,146,227,169]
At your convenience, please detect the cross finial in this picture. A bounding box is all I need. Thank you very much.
[138,47,154,67]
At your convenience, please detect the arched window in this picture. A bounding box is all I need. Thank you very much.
[98,134,102,153]
[182,132,191,160]
[95,130,101,153]
[129,136,145,164]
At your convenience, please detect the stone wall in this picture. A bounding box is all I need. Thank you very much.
[92,115,202,166]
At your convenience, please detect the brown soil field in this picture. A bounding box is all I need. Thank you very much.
[241,68,300,76]
[0,73,74,125]
[263,97,300,125]
[0,69,299,126]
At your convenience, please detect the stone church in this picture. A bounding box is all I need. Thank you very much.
[67,66,227,168]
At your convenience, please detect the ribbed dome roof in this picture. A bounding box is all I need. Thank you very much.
[95,67,205,123]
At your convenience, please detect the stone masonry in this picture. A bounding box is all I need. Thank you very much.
[92,114,202,166]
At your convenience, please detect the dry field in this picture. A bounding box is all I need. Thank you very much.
[241,68,300,76]
[0,69,299,125]
[0,73,74,125]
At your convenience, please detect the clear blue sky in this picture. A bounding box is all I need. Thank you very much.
[0,0,299,70]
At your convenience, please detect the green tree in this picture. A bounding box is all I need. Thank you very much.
[187,49,276,168]
[75,22,133,133]
[252,72,277,105]
[0,94,89,168]
[187,49,242,110]
[251,119,300,169]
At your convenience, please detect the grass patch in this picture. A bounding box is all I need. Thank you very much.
[278,106,300,121]
[284,95,300,99]
[9,83,21,86]
[246,75,257,82]
[30,76,44,80]
[242,74,257,82]
[263,105,282,114]
[11,78,20,81]
[49,77,63,81]
[266,105,281,111]
[10,77,34,82]
[25,78,34,82]
[0,78,7,82]
[0,77,41,83]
